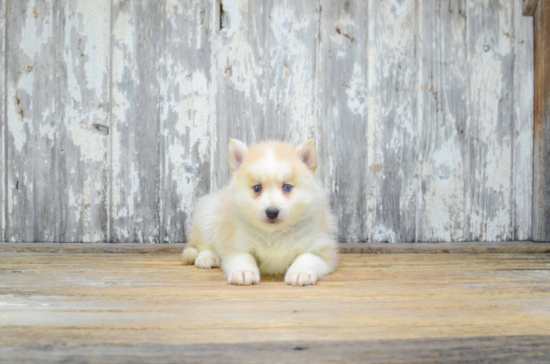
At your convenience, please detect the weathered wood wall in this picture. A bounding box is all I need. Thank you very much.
[0,0,535,243]
[532,0,550,241]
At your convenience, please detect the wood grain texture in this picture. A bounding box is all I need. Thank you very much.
[524,0,539,16]
[513,0,534,240]
[418,0,468,242]
[2,242,550,254]
[0,0,537,243]
[215,0,318,187]
[533,0,550,241]
[159,0,214,243]
[467,0,514,241]
[367,0,418,242]
[0,0,5,242]
[1,253,550,362]
[6,0,60,242]
[318,0,368,243]
[58,0,110,242]
[214,0,265,186]
[2,337,550,364]
[111,0,161,243]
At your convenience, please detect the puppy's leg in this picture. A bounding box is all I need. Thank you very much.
[194,250,221,269]
[182,221,220,268]
[223,252,260,286]
[285,252,334,287]
[182,245,221,268]
[181,246,200,265]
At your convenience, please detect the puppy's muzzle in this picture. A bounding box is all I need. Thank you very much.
[266,208,279,221]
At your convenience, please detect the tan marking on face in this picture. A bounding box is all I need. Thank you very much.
[237,143,304,189]
[230,141,317,229]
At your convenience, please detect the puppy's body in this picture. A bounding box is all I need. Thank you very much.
[182,140,337,286]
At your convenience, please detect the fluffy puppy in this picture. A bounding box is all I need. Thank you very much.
[182,139,337,286]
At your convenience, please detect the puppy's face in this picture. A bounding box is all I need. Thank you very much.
[228,140,318,231]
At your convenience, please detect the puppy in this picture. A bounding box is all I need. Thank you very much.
[182,139,337,286]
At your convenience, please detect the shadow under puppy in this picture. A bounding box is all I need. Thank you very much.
[182,139,337,286]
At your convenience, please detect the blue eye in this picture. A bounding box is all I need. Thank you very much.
[283,184,293,192]
[253,185,262,193]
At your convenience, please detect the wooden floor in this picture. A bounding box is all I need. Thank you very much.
[1,251,550,363]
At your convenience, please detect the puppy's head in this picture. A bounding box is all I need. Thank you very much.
[228,139,318,231]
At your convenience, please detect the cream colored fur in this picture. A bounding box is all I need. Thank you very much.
[182,140,338,286]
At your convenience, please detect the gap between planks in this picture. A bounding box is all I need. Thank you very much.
[0,242,550,254]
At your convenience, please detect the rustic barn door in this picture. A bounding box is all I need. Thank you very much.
[0,0,535,243]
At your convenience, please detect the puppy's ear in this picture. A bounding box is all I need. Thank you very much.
[296,140,317,172]
[228,139,248,174]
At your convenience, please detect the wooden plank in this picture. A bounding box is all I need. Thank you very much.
[215,0,270,186]
[524,0,539,16]
[533,0,550,241]
[2,242,550,254]
[467,0,514,241]
[514,0,535,240]
[159,0,214,243]
[111,0,162,243]
[260,2,318,144]
[0,0,5,242]
[417,0,468,242]
[318,1,368,243]
[4,0,111,243]
[57,0,110,242]
[1,253,550,363]
[215,0,318,187]
[0,0,538,244]
[367,0,418,242]
[6,0,59,242]
[2,336,550,364]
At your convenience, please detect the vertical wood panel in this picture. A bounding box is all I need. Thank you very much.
[215,0,318,187]
[261,1,318,143]
[533,0,550,241]
[7,0,59,242]
[513,0,534,240]
[215,0,268,186]
[58,0,110,242]
[367,0,418,242]
[467,0,514,241]
[0,0,536,243]
[523,0,539,17]
[111,0,161,243]
[1,0,5,242]
[417,0,467,242]
[159,0,213,243]
[318,0,368,243]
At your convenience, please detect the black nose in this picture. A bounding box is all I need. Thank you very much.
[266,208,279,220]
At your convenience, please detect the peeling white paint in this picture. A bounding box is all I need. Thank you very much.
[113,11,135,57]
[421,140,466,241]
[20,0,52,59]
[69,188,80,223]
[468,0,514,241]
[270,3,316,142]
[217,0,264,103]
[0,0,5,241]
[346,63,366,116]
[512,0,534,240]
[8,72,35,152]
[367,0,417,242]
[2,0,534,243]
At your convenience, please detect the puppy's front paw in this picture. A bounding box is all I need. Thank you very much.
[285,269,318,287]
[227,269,260,286]
[194,251,221,269]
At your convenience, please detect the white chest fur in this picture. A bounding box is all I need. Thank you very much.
[243,225,317,275]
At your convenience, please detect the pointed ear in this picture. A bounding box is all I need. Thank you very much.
[296,140,317,172]
[228,139,248,174]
